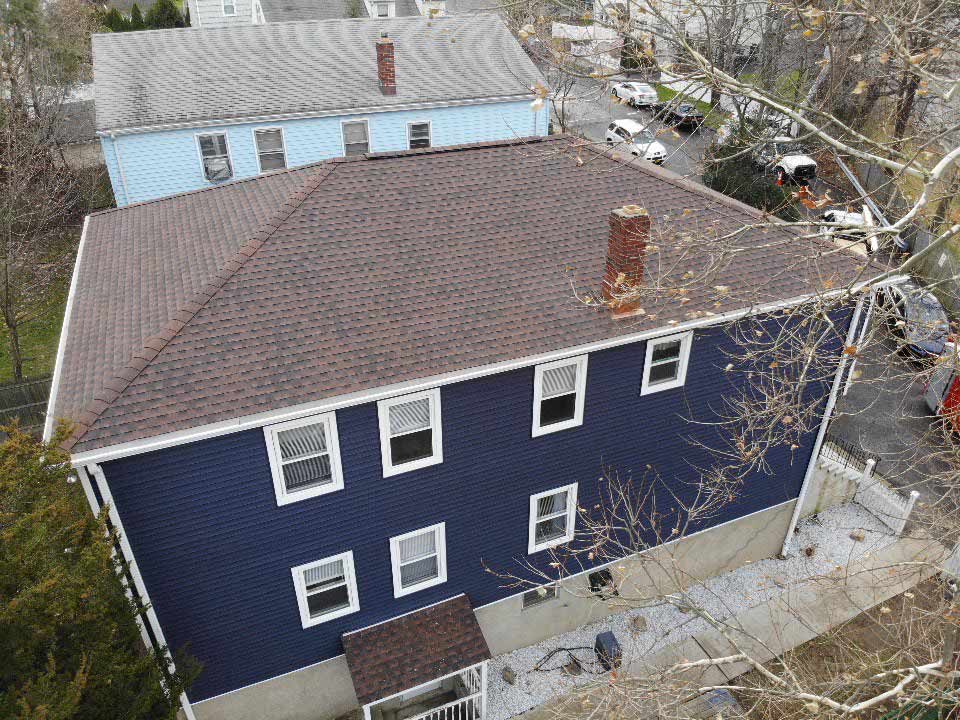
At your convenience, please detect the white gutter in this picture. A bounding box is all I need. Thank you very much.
[779,274,909,557]
[97,94,537,137]
[88,463,197,720]
[43,215,90,442]
[70,289,857,467]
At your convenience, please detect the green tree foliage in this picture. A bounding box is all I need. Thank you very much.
[129,3,146,29]
[145,0,185,29]
[100,7,130,31]
[703,138,800,222]
[0,425,198,719]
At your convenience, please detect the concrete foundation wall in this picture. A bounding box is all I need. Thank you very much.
[191,500,795,720]
[800,459,859,518]
[477,500,796,655]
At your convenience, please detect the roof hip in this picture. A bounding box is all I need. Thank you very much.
[60,162,342,452]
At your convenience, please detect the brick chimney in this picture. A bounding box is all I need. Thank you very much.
[376,32,396,96]
[603,205,650,306]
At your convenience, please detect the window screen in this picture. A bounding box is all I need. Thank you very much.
[255,129,286,172]
[343,121,369,156]
[647,339,683,385]
[275,421,332,493]
[534,491,569,545]
[397,530,439,588]
[539,362,578,426]
[302,559,350,619]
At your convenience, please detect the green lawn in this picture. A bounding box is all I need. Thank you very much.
[654,84,726,130]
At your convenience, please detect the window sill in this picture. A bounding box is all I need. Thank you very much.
[527,534,573,555]
[393,573,446,598]
[382,453,443,478]
[531,417,583,437]
[275,480,345,507]
[300,603,359,629]
[639,379,686,396]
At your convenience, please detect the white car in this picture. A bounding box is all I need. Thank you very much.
[611,82,659,108]
[605,120,666,164]
[752,137,817,184]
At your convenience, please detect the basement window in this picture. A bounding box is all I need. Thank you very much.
[378,389,443,477]
[291,551,359,628]
[390,522,447,597]
[528,484,577,553]
[641,331,692,395]
[532,355,588,436]
[522,583,558,609]
[264,413,344,505]
[197,133,233,182]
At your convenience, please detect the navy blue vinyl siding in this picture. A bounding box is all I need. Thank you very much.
[102,325,829,701]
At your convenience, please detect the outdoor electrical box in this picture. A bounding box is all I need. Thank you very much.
[594,631,622,671]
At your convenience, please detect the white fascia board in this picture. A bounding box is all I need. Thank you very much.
[96,94,537,137]
[70,290,850,468]
[44,215,90,442]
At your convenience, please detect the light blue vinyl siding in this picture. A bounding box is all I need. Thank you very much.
[102,100,549,206]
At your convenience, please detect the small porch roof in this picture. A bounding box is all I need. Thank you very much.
[342,595,491,705]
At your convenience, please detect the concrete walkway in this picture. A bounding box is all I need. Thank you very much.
[503,508,945,720]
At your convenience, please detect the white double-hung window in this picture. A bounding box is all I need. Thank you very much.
[222,0,236,14]
[342,120,370,156]
[197,133,233,182]
[532,355,588,436]
[291,552,359,628]
[390,522,446,597]
[264,413,344,505]
[378,389,442,477]
[641,331,693,395]
[254,128,287,172]
[528,484,577,553]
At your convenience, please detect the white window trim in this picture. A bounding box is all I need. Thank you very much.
[640,331,693,395]
[531,354,588,437]
[291,551,359,628]
[528,483,577,554]
[222,0,237,15]
[407,120,432,150]
[253,126,288,174]
[340,118,371,157]
[194,131,233,184]
[377,388,443,478]
[264,413,344,506]
[389,522,447,598]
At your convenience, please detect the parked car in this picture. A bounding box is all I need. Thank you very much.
[821,209,879,253]
[661,102,705,129]
[876,281,951,357]
[751,137,817,184]
[605,119,666,163]
[924,352,960,433]
[611,81,659,108]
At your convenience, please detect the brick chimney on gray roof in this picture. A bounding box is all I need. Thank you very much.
[376,32,397,96]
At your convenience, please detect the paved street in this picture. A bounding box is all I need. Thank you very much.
[551,77,713,183]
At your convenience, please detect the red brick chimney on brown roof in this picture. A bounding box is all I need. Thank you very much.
[603,205,650,305]
[376,33,397,96]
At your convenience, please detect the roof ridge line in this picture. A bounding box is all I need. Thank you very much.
[61,162,342,452]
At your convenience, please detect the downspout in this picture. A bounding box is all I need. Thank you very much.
[780,276,909,556]
[110,132,130,206]
[779,293,865,557]
[87,463,197,720]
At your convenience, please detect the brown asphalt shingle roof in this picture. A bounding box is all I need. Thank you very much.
[342,594,491,704]
[53,136,865,454]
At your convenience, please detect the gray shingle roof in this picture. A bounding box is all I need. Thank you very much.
[91,15,544,132]
[53,136,865,455]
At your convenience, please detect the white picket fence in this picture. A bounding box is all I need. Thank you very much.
[818,449,920,535]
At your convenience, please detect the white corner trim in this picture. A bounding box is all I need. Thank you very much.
[377,388,443,478]
[43,215,90,442]
[291,551,360,628]
[640,330,692,396]
[389,521,447,598]
[88,463,197,720]
[69,291,843,468]
[264,412,345,506]
[531,355,588,437]
[527,483,578,554]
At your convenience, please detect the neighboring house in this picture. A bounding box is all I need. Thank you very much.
[92,16,547,206]
[55,100,105,169]
[186,0,495,27]
[46,136,862,720]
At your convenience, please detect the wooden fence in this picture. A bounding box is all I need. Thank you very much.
[0,375,52,436]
